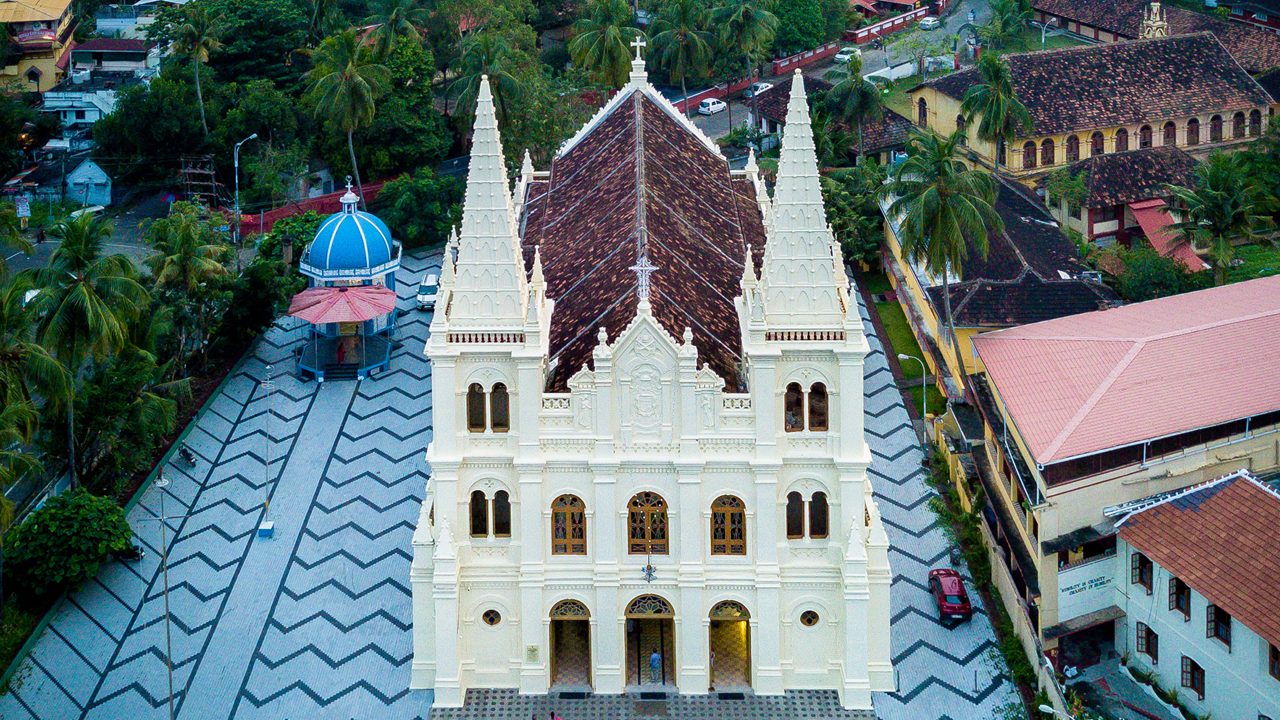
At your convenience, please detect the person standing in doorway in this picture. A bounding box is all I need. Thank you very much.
[649,647,661,684]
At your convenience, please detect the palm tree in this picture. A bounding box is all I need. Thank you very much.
[452,32,523,129]
[569,0,638,89]
[0,205,31,277]
[979,0,1030,51]
[711,0,777,135]
[0,399,40,599]
[363,0,429,59]
[26,214,148,484]
[960,52,1033,176]
[1165,152,1273,286]
[884,130,1003,379]
[170,6,222,138]
[145,204,232,293]
[651,0,712,118]
[825,54,883,162]
[0,275,71,438]
[810,107,855,168]
[305,30,391,210]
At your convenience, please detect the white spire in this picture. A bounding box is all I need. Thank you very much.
[628,33,648,88]
[449,75,527,331]
[760,70,843,329]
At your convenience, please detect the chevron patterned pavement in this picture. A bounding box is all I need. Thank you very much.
[0,255,1014,720]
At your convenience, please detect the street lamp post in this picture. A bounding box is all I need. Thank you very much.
[1038,704,1076,719]
[137,474,185,720]
[1040,17,1059,49]
[233,133,259,249]
[898,353,928,445]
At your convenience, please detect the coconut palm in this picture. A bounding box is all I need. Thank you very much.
[25,214,148,484]
[145,204,232,293]
[960,52,1033,176]
[825,53,883,162]
[0,399,40,598]
[712,0,777,134]
[0,275,70,440]
[452,31,523,129]
[1165,152,1273,286]
[0,205,32,277]
[170,6,222,138]
[305,30,391,210]
[363,0,429,59]
[979,0,1030,51]
[651,0,712,118]
[883,130,1002,379]
[569,0,639,88]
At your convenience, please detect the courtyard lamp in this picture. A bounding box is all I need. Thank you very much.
[897,353,928,444]
[233,133,259,249]
[1040,17,1059,49]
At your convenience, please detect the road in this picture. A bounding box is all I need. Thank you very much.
[690,0,992,141]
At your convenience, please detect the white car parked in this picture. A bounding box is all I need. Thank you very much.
[744,82,774,98]
[697,98,727,116]
[919,16,941,30]
[417,273,440,310]
[833,47,861,64]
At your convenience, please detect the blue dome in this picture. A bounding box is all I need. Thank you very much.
[302,191,395,276]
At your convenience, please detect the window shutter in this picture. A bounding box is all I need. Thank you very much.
[1131,551,1140,584]
[1168,577,1177,611]
[1206,604,1216,639]
[1181,656,1191,688]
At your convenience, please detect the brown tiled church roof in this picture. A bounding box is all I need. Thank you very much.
[924,33,1273,136]
[922,177,1118,327]
[1033,0,1280,73]
[522,91,766,391]
[1038,145,1199,208]
[1119,472,1280,649]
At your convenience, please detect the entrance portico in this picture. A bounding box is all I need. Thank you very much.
[624,594,676,692]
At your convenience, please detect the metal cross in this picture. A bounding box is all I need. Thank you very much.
[631,34,646,61]
[631,252,657,302]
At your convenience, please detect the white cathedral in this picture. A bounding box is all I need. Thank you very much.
[410,48,894,710]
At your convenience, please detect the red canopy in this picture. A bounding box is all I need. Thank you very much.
[288,285,398,325]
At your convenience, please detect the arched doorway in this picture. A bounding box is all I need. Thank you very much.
[708,601,751,691]
[549,600,591,691]
[625,594,676,690]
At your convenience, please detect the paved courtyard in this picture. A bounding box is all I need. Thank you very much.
[0,258,1016,719]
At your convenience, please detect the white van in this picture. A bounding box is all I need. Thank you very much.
[417,273,440,310]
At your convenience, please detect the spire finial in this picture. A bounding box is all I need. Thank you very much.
[340,176,358,213]
[631,34,646,61]
[628,32,648,86]
[631,251,658,303]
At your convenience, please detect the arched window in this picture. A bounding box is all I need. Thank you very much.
[470,490,489,537]
[1210,115,1223,142]
[1066,135,1080,163]
[628,492,669,555]
[710,496,746,556]
[917,97,928,128]
[807,383,828,431]
[467,383,486,432]
[809,492,829,539]
[1139,125,1153,149]
[1186,118,1200,146]
[996,138,1006,167]
[786,492,805,539]
[489,383,510,433]
[1114,128,1129,152]
[1250,109,1262,137]
[551,495,586,555]
[955,114,967,146]
[492,490,512,537]
[1090,131,1105,156]
[1163,121,1177,146]
[784,383,804,432]
[1233,111,1246,139]
[1040,138,1055,166]
[1022,141,1037,170]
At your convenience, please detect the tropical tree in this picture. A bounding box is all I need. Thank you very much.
[712,0,778,133]
[825,53,883,161]
[363,0,430,59]
[651,0,712,118]
[0,399,40,601]
[305,30,391,210]
[1165,152,1274,286]
[452,31,523,128]
[0,205,31,276]
[960,52,1033,176]
[810,106,854,168]
[568,0,638,88]
[145,202,232,293]
[978,0,1030,51]
[0,275,70,437]
[883,130,1002,377]
[25,214,149,484]
[170,5,222,137]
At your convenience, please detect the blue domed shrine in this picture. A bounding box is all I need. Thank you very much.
[289,184,401,381]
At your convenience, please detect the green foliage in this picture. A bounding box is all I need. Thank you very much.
[569,0,639,88]
[0,600,38,679]
[216,79,305,152]
[960,52,1033,172]
[1237,122,1280,220]
[153,0,309,88]
[1110,246,1211,302]
[373,168,463,249]
[978,0,1031,50]
[819,0,853,40]
[650,0,712,108]
[3,489,133,607]
[772,0,825,55]
[821,165,887,268]
[92,67,214,178]
[215,214,312,355]
[0,92,35,180]
[1044,168,1087,210]
[1165,151,1274,286]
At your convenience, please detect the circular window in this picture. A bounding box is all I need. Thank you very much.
[482,609,502,626]
[800,610,820,627]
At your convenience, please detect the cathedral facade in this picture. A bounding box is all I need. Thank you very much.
[410,52,893,710]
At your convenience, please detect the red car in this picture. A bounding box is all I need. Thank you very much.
[929,568,973,624]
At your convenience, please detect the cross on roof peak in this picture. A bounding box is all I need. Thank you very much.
[631,251,658,303]
[631,34,646,61]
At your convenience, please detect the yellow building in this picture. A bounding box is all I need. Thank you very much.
[966,276,1280,677]
[878,174,1117,396]
[2,0,75,92]
[908,33,1273,183]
